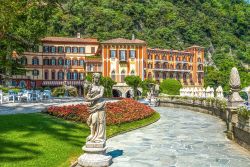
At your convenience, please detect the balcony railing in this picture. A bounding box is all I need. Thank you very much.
[152,68,190,72]
[86,67,102,72]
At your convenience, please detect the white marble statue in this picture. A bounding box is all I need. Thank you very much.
[85,73,106,143]
[77,73,112,167]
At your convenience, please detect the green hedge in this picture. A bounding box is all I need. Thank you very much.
[160,79,182,95]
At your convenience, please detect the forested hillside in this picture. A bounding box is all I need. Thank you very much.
[0,0,249,90]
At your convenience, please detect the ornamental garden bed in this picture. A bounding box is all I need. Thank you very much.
[46,98,156,125]
[0,99,160,167]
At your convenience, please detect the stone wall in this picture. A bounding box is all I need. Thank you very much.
[159,96,250,151]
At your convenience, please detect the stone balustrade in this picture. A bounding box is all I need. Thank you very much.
[180,86,224,99]
[159,95,250,151]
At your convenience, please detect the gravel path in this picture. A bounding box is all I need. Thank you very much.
[107,107,250,167]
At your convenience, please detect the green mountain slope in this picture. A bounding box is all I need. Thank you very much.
[0,0,249,90]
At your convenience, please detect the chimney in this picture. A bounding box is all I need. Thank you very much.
[132,34,135,40]
[77,32,81,38]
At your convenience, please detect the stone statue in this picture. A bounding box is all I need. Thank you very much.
[154,83,160,97]
[85,73,106,143]
[146,83,159,107]
[77,73,112,167]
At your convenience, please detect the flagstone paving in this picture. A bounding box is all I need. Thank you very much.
[0,97,84,115]
[107,107,250,167]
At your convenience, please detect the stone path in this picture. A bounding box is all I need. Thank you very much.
[0,97,118,115]
[0,97,84,115]
[107,107,250,167]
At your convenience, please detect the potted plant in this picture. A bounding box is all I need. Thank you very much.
[237,106,250,128]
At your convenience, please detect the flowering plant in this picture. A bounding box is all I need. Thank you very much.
[47,98,155,125]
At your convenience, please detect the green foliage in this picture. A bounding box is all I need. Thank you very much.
[0,86,20,93]
[0,111,159,166]
[239,91,248,101]
[124,76,142,99]
[160,79,182,95]
[52,86,78,97]
[140,79,156,96]
[100,76,116,97]
[237,107,250,119]
[0,1,250,91]
[85,74,92,82]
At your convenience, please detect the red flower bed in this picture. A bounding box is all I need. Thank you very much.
[46,98,155,125]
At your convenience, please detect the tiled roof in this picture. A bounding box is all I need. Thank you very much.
[101,38,146,44]
[41,37,99,43]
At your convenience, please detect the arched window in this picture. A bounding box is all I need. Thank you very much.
[155,55,159,60]
[120,70,126,83]
[20,56,27,65]
[73,71,78,80]
[198,64,203,71]
[51,58,56,65]
[198,57,201,62]
[67,71,71,80]
[189,74,193,81]
[148,72,152,79]
[170,73,173,78]
[198,73,202,83]
[111,70,116,81]
[43,58,50,65]
[163,63,167,69]
[183,64,188,70]
[19,80,26,88]
[51,70,56,80]
[131,70,135,76]
[58,58,64,66]
[80,73,84,80]
[44,71,49,80]
[163,72,166,79]
[80,60,84,66]
[183,73,187,81]
[176,64,181,70]
[32,70,39,76]
[32,57,39,65]
[58,71,64,80]
[65,59,71,66]
[73,59,78,66]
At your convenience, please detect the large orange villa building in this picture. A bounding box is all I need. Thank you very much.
[11,34,204,96]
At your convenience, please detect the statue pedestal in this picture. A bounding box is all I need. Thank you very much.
[76,142,112,167]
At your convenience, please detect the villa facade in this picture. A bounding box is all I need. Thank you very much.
[11,34,204,96]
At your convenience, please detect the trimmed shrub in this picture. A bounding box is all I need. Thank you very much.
[160,79,182,95]
[52,86,78,97]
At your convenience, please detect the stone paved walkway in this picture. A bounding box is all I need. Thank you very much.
[0,97,84,115]
[107,107,250,167]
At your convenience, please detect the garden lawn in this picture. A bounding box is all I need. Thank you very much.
[0,112,160,167]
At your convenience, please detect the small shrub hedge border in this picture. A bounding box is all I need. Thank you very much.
[159,95,228,111]
[46,98,156,125]
[237,106,250,119]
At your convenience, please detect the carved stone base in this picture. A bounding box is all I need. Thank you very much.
[76,141,112,167]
